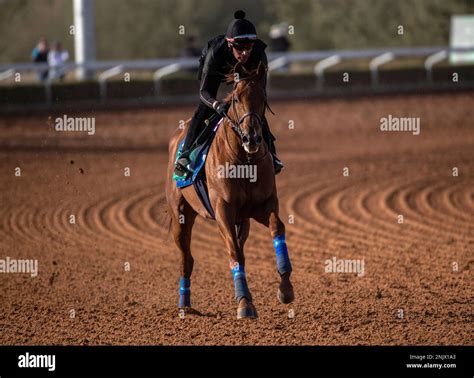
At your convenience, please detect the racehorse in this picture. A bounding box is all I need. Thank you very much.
[165,61,294,319]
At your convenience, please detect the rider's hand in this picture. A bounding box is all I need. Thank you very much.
[213,101,229,117]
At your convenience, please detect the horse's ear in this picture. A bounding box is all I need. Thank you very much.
[257,61,266,80]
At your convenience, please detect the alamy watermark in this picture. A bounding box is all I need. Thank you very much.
[325,256,365,277]
[54,115,95,135]
[18,352,55,371]
[380,115,420,135]
[0,257,38,277]
[217,162,257,182]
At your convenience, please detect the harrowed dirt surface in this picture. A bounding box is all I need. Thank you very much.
[0,92,473,345]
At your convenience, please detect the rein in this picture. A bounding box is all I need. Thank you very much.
[225,77,268,136]
[222,120,269,165]
[223,91,262,140]
[221,79,269,164]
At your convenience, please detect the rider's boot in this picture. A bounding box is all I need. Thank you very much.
[270,140,284,175]
[174,103,213,177]
[261,116,284,174]
[174,151,191,177]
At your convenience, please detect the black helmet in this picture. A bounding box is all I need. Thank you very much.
[226,10,257,45]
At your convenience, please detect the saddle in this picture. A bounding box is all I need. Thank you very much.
[172,114,223,219]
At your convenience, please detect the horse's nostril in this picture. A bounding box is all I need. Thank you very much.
[257,135,262,143]
[242,135,249,144]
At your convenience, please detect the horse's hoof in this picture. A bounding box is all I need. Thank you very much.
[178,307,200,316]
[278,278,294,304]
[278,288,294,304]
[278,273,294,304]
[237,300,258,319]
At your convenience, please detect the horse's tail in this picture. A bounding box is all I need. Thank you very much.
[165,209,172,241]
[163,124,186,241]
[160,206,173,241]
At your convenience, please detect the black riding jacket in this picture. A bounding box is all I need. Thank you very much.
[197,35,268,109]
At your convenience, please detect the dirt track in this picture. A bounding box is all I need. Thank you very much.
[1,92,473,345]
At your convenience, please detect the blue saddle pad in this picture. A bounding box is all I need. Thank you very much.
[173,117,223,218]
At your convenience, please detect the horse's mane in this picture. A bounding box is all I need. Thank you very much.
[223,64,262,104]
[222,63,274,115]
[224,64,261,85]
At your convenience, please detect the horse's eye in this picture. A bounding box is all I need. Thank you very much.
[234,97,239,103]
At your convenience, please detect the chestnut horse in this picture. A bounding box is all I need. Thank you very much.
[165,62,294,319]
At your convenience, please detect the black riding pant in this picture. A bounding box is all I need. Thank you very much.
[181,102,215,157]
[181,101,277,157]
[261,114,276,155]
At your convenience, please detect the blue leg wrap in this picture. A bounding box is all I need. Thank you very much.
[179,277,191,308]
[273,234,292,275]
[231,264,251,303]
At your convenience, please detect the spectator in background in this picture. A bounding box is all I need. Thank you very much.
[31,37,49,81]
[269,23,291,72]
[180,36,201,74]
[48,41,69,81]
[180,35,201,58]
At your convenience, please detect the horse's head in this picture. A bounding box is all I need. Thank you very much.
[225,61,267,155]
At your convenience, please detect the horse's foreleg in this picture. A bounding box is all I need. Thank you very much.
[170,203,197,309]
[236,218,250,261]
[254,198,294,304]
[215,201,257,319]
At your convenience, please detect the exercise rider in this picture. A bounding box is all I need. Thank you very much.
[174,10,284,177]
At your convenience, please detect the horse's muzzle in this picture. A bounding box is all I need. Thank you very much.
[242,134,262,154]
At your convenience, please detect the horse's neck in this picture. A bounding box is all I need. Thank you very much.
[216,120,245,163]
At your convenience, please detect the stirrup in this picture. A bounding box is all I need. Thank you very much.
[174,158,190,177]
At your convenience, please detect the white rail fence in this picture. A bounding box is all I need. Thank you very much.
[1,46,472,103]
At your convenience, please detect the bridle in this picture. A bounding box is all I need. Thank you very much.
[222,78,265,144]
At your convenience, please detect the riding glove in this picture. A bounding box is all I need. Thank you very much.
[213,101,229,117]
